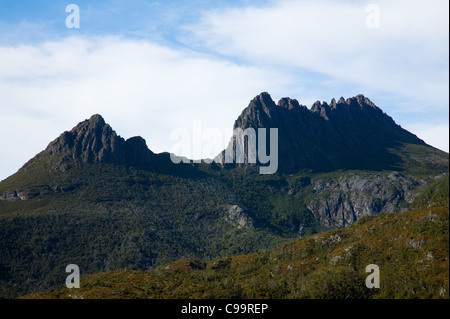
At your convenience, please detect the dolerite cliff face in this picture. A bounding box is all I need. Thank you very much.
[305,172,420,227]
[1,114,181,201]
[214,92,448,228]
[222,92,432,173]
[44,114,128,169]
[24,114,172,173]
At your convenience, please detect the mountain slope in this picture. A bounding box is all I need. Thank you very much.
[0,116,286,298]
[1,93,448,299]
[0,114,199,201]
[219,92,448,174]
[0,165,288,298]
[22,190,449,299]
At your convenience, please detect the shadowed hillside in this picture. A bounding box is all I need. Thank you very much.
[1,93,448,299]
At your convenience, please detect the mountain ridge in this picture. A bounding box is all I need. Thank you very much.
[3,92,447,203]
[0,92,448,298]
[11,92,446,179]
[29,113,157,170]
[222,92,437,173]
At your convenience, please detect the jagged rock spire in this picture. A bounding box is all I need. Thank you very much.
[45,114,127,165]
[224,92,426,173]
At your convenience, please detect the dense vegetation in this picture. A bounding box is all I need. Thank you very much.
[0,110,448,299]
[1,156,448,299]
[0,163,287,298]
[23,203,449,299]
[411,174,449,209]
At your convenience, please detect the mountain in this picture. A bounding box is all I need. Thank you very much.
[0,93,448,298]
[21,176,450,299]
[0,112,284,298]
[219,92,447,174]
[24,113,195,175]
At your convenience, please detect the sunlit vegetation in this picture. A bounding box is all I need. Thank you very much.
[23,200,449,299]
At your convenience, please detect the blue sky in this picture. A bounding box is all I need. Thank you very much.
[0,0,449,180]
[0,0,263,44]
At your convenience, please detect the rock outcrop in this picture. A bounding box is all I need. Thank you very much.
[46,114,127,166]
[305,172,421,227]
[24,114,168,172]
[219,92,437,173]
[223,205,254,229]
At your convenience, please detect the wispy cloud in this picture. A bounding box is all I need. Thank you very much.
[0,0,448,180]
[0,36,288,179]
[185,0,449,108]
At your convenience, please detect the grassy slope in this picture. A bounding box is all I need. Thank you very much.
[22,201,449,299]
[2,146,448,299]
[411,174,449,209]
[0,163,286,298]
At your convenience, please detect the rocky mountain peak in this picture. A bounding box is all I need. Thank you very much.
[309,94,381,121]
[248,92,277,115]
[35,114,167,173]
[225,92,430,173]
[45,114,127,165]
[353,94,377,108]
[330,98,337,108]
[17,93,444,177]
[86,113,106,127]
[277,97,306,110]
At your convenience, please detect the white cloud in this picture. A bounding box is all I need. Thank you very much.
[0,1,448,180]
[0,36,289,180]
[404,123,449,152]
[185,0,449,108]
